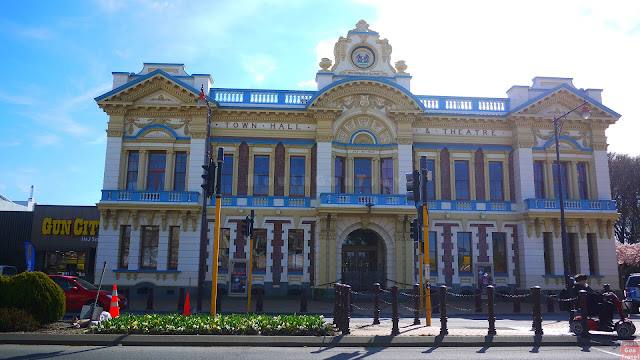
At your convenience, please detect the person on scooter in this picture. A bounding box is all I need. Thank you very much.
[574,274,615,330]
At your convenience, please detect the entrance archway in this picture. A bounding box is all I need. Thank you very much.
[341,229,385,290]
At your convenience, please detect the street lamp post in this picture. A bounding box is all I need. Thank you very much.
[552,99,590,304]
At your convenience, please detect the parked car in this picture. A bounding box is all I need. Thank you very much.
[0,265,17,277]
[48,275,127,312]
[624,273,640,314]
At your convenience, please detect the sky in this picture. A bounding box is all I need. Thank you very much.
[0,0,638,206]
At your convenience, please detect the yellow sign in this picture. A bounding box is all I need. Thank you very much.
[42,218,100,236]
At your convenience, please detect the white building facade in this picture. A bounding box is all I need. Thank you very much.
[94,20,620,301]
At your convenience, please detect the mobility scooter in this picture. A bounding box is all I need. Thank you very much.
[570,291,636,338]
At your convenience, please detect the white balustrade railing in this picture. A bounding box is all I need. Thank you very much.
[285,93,313,104]
[250,92,278,103]
[214,91,243,103]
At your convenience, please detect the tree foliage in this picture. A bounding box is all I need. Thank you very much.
[609,153,640,243]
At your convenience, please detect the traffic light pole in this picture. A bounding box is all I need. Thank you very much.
[420,156,431,326]
[196,101,212,313]
[211,148,224,316]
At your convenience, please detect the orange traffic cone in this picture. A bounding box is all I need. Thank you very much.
[109,284,120,318]
[182,292,191,316]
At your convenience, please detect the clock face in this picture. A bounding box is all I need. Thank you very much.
[351,46,375,69]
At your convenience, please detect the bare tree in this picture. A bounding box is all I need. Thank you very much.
[609,153,640,243]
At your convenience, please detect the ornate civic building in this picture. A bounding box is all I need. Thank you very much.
[94,20,620,301]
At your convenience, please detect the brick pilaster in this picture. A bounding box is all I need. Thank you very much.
[435,222,458,286]
[266,219,291,285]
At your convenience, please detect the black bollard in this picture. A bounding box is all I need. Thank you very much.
[146,287,154,311]
[300,288,308,313]
[439,285,448,335]
[413,284,421,325]
[579,289,589,338]
[514,288,521,313]
[342,285,351,335]
[487,285,496,335]
[333,283,339,326]
[531,286,543,335]
[391,285,399,335]
[373,283,380,325]
[178,287,185,311]
[256,288,264,313]
[546,290,555,313]
[475,288,482,313]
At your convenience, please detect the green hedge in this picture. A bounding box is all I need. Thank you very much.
[1,271,65,325]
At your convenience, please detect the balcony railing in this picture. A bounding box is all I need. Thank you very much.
[218,196,313,208]
[320,194,515,211]
[416,95,509,115]
[101,190,200,203]
[212,89,315,106]
[525,198,617,211]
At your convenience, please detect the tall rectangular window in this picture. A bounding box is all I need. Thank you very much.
[543,232,554,275]
[334,157,345,193]
[118,225,131,269]
[426,159,436,200]
[140,225,159,269]
[455,160,470,200]
[253,155,270,196]
[354,158,372,194]
[288,229,304,271]
[577,163,589,200]
[289,156,306,197]
[492,232,508,274]
[429,231,438,275]
[552,162,568,199]
[126,151,139,190]
[168,226,179,270]
[173,152,187,192]
[457,232,472,274]
[147,151,166,191]
[587,233,598,275]
[488,161,504,201]
[533,161,545,198]
[253,229,267,270]
[221,154,234,196]
[380,158,393,194]
[219,228,230,270]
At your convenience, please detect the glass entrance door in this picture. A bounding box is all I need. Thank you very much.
[341,229,384,290]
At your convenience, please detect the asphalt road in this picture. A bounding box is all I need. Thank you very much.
[0,345,626,360]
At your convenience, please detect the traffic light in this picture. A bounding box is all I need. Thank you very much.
[201,159,216,198]
[410,217,421,242]
[405,169,421,204]
[241,216,253,238]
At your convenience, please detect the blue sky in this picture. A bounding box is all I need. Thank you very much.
[1,0,639,206]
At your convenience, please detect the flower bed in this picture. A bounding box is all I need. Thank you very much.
[90,313,335,336]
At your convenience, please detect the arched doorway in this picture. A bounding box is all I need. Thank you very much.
[341,229,385,290]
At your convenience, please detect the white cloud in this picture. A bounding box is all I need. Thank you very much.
[315,39,335,63]
[17,168,39,174]
[87,135,107,145]
[0,141,20,147]
[0,184,7,191]
[241,54,277,84]
[20,27,54,40]
[297,79,316,88]
[0,91,36,106]
[34,133,63,147]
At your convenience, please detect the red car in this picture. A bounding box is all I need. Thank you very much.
[48,275,127,312]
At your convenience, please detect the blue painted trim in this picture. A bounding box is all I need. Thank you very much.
[542,275,565,278]
[211,138,315,146]
[112,72,129,74]
[307,77,425,111]
[332,141,398,148]
[101,190,200,203]
[113,269,180,273]
[525,198,617,211]
[332,75,400,81]
[288,270,303,275]
[95,69,219,106]
[413,143,513,151]
[218,196,313,208]
[347,30,379,35]
[350,129,377,144]
[535,136,592,152]
[121,124,185,140]
[494,273,509,277]
[509,83,621,118]
[143,62,185,66]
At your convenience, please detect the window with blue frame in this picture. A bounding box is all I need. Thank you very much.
[426,159,435,200]
[380,158,393,194]
[334,157,345,193]
[454,160,469,200]
[253,155,270,196]
[552,162,568,199]
[354,158,372,194]
[457,232,472,274]
[533,161,545,198]
[489,161,504,201]
[577,163,589,200]
[147,151,166,191]
[288,229,304,271]
[126,151,139,190]
[289,156,305,197]
[429,231,437,275]
[221,154,234,196]
[173,152,187,192]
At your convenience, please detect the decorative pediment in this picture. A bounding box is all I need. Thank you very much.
[513,88,615,120]
[334,115,394,144]
[98,73,198,104]
[139,128,174,139]
[125,117,191,138]
[137,91,181,105]
[311,80,421,112]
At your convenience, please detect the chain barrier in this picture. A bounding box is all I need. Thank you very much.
[542,294,577,302]
[380,298,393,305]
[380,288,392,294]
[446,291,485,298]
[445,303,476,312]
[311,281,337,288]
[349,289,375,296]
[350,303,375,312]
[398,291,420,298]
[398,302,419,312]
[495,292,531,299]
[385,278,417,287]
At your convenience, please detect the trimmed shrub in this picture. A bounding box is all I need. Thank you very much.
[4,272,65,325]
[0,307,39,332]
[0,275,9,307]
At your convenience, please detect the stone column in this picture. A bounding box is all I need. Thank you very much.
[372,158,380,194]
[137,150,148,191]
[347,157,354,193]
[545,160,554,198]
[164,150,175,191]
[569,161,579,199]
